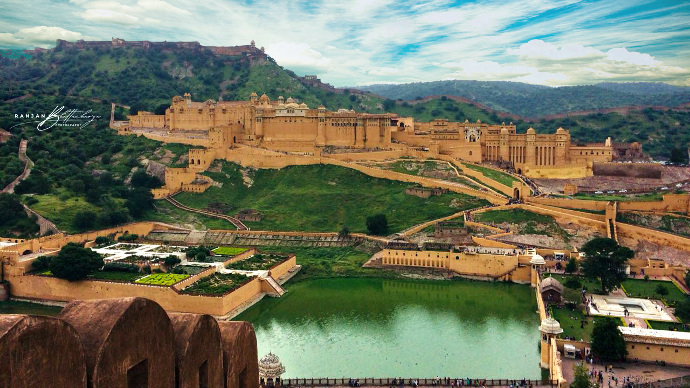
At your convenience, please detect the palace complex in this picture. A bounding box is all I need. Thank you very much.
[124,93,627,177]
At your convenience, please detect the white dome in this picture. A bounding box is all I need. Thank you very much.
[259,352,286,379]
[539,317,563,335]
[530,254,545,265]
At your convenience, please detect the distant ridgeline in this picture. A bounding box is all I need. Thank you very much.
[50,37,268,60]
[358,80,690,118]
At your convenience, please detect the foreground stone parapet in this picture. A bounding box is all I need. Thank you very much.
[219,321,260,388]
[0,314,87,388]
[0,297,260,388]
[58,297,176,388]
[169,313,224,388]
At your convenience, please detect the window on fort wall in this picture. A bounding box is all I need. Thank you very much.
[127,359,149,388]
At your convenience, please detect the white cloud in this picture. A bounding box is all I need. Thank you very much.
[513,72,570,85]
[72,0,189,26]
[507,39,603,60]
[439,60,537,77]
[265,42,333,73]
[0,26,98,48]
[368,67,399,76]
[80,9,139,24]
[606,47,661,67]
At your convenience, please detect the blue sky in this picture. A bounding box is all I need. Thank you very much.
[1,0,689,87]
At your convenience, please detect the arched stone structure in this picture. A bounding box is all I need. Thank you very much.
[58,297,176,388]
[0,315,87,388]
[218,321,260,388]
[169,313,224,388]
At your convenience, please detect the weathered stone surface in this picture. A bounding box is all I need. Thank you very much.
[0,314,87,388]
[58,297,176,388]
[169,313,224,388]
[218,321,260,388]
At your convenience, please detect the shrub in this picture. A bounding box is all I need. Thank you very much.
[32,255,52,272]
[94,236,110,245]
[117,233,138,242]
[366,214,388,236]
[564,276,582,290]
[565,258,578,274]
[102,262,140,273]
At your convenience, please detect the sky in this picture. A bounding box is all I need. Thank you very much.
[1,0,689,87]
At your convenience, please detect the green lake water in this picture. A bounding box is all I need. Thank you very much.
[235,277,542,379]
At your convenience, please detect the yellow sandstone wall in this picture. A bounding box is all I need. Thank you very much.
[625,341,690,367]
[6,273,265,316]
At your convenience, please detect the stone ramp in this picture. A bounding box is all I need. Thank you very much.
[262,276,286,296]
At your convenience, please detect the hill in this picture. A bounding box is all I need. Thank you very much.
[0,44,385,115]
[358,81,690,117]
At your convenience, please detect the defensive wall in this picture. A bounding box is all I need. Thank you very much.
[0,297,260,388]
[5,255,296,316]
[522,163,593,179]
[154,144,508,204]
[380,248,532,283]
[0,221,181,266]
[526,194,690,215]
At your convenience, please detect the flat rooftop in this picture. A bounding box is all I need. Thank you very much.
[619,326,690,346]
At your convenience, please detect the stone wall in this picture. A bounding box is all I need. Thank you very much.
[381,249,525,281]
[6,272,266,316]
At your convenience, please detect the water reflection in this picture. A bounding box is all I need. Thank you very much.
[235,278,541,379]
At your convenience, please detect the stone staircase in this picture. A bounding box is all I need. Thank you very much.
[262,276,286,296]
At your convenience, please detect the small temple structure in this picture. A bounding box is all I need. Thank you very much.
[259,352,286,387]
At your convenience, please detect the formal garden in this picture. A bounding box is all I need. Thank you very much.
[212,246,249,256]
[225,253,288,271]
[134,273,189,286]
[621,278,687,306]
[181,273,254,295]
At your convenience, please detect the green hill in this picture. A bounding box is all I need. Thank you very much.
[358,80,690,118]
[0,45,385,114]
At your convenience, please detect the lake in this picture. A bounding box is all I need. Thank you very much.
[234,277,542,379]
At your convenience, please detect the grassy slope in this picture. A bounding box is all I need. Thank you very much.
[462,162,518,187]
[172,162,489,233]
[475,209,571,241]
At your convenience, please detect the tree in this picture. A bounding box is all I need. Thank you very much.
[655,284,669,298]
[565,258,578,274]
[570,362,591,388]
[49,243,104,281]
[591,318,627,361]
[73,210,97,230]
[580,238,634,294]
[32,255,52,272]
[685,271,690,291]
[125,188,154,216]
[338,226,350,238]
[366,214,388,236]
[163,255,181,269]
[670,147,688,165]
[675,297,690,322]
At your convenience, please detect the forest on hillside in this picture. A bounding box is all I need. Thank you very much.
[359,80,690,117]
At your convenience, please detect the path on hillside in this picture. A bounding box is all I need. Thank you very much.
[165,195,248,230]
[1,139,60,235]
[2,139,31,194]
[361,157,508,198]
